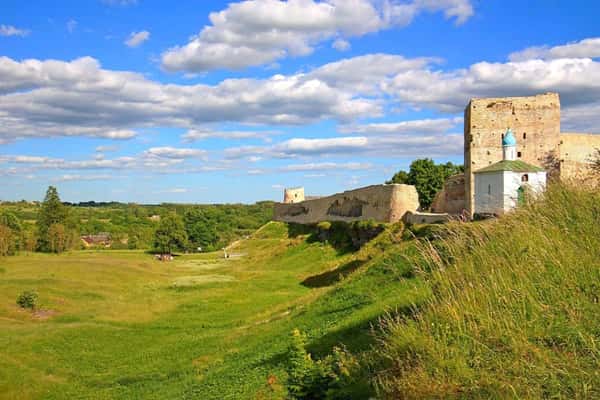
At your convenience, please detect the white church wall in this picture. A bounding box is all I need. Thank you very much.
[502,171,547,212]
[474,172,504,215]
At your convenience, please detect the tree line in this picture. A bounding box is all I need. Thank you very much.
[0,186,273,256]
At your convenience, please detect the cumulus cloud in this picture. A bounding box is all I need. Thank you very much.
[182,128,279,142]
[509,37,600,61]
[143,147,207,159]
[161,0,474,72]
[386,57,600,113]
[562,103,600,133]
[225,133,462,159]
[125,30,150,47]
[0,25,30,37]
[0,55,379,143]
[52,174,113,182]
[280,161,371,171]
[2,155,137,170]
[332,38,350,52]
[340,117,462,135]
[95,145,119,152]
[156,188,189,193]
[3,36,600,149]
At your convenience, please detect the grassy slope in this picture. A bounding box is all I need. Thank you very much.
[373,185,600,399]
[2,185,596,399]
[0,221,427,399]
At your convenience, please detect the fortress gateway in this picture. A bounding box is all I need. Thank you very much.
[275,93,600,224]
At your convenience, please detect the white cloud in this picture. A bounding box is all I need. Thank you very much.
[225,133,462,159]
[340,117,462,135]
[509,37,600,61]
[3,36,600,149]
[125,30,150,47]
[0,56,380,143]
[182,128,279,142]
[386,57,600,113]
[157,188,188,193]
[52,174,113,182]
[95,145,119,152]
[280,162,371,171]
[562,103,600,133]
[67,19,77,33]
[144,147,207,159]
[332,38,350,52]
[161,0,473,73]
[0,25,30,37]
[3,155,137,170]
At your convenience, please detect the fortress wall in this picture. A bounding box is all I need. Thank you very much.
[273,184,419,224]
[283,187,305,204]
[431,173,466,215]
[464,93,561,215]
[559,133,600,182]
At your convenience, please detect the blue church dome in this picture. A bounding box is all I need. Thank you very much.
[502,128,517,146]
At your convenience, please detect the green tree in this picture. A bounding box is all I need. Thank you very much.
[153,213,188,255]
[0,225,15,256]
[37,186,68,252]
[0,211,22,251]
[387,159,464,209]
[48,223,68,253]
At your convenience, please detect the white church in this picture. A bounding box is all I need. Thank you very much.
[473,129,547,216]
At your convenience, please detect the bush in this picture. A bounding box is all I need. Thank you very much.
[287,329,361,400]
[16,291,38,310]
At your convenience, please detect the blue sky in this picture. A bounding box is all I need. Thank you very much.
[1,0,599,203]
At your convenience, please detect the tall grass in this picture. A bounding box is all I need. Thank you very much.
[373,184,600,399]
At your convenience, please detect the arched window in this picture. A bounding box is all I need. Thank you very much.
[523,133,527,139]
[521,174,529,182]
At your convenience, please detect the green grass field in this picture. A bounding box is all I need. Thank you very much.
[2,184,598,399]
[0,222,427,399]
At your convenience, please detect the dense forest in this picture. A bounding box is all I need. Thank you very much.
[0,187,274,254]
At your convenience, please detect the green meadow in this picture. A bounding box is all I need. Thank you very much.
[0,222,427,399]
[1,184,599,399]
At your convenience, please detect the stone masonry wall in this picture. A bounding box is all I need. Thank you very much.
[464,93,561,215]
[431,173,466,215]
[273,184,419,224]
[560,133,600,184]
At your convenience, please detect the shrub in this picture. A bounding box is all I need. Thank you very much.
[16,291,38,310]
[287,329,361,400]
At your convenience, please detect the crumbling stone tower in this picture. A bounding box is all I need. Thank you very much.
[283,187,305,204]
[464,93,561,215]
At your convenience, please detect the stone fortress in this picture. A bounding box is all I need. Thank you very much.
[274,184,420,224]
[274,92,600,224]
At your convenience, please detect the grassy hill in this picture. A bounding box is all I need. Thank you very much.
[1,184,598,399]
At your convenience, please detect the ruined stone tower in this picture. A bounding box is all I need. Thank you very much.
[464,93,561,215]
[283,187,305,204]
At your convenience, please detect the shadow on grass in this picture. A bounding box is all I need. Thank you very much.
[286,223,355,256]
[301,259,366,288]
[308,302,419,356]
